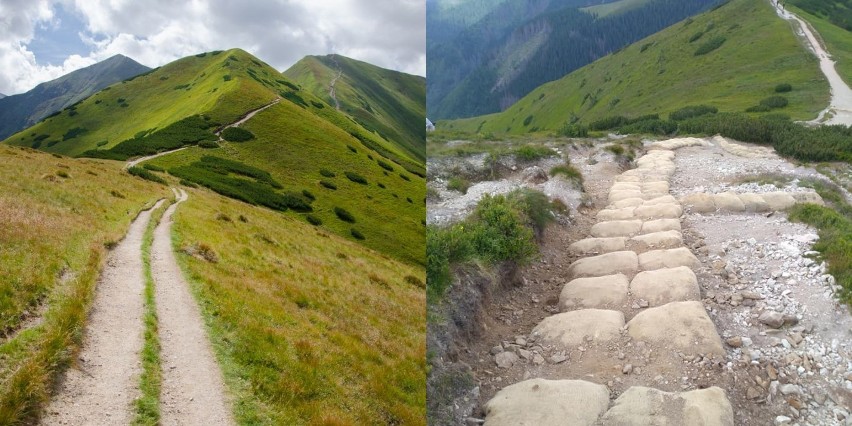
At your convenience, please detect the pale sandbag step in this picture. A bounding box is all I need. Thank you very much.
[600,386,734,425]
[628,230,683,252]
[568,237,626,256]
[590,220,643,238]
[626,301,724,356]
[610,195,677,210]
[560,274,629,310]
[483,379,610,426]
[567,251,638,279]
[681,191,823,213]
[597,207,637,221]
[629,266,699,306]
[530,309,625,348]
[640,218,681,235]
[638,247,700,271]
[647,137,707,150]
[632,203,682,220]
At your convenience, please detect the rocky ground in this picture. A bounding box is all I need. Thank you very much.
[430,135,852,425]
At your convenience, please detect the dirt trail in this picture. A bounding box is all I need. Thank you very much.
[152,188,234,425]
[41,200,165,425]
[328,55,343,110]
[125,99,281,169]
[461,137,851,425]
[773,0,852,125]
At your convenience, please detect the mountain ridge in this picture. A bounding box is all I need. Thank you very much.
[0,54,150,140]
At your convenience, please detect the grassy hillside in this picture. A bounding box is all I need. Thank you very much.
[787,3,852,86]
[0,145,167,423]
[284,54,427,162]
[145,100,427,265]
[581,0,653,17]
[3,48,425,265]
[0,55,150,140]
[442,0,829,134]
[172,187,425,424]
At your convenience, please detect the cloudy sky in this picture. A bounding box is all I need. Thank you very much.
[0,0,425,95]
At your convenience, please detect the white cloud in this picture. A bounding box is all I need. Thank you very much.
[0,0,425,94]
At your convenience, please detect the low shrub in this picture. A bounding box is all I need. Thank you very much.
[345,172,368,184]
[515,145,556,161]
[306,215,322,226]
[550,164,583,185]
[320,180,337,190]
[351,229,365,240]
[775,83,793,93]
[334,207,355,223]
[377,159,394,171]
[558,123,588,137]
[128,166,166,184]
[319,169,336,177]
[446,177,470,194]
[670,105,718,121]
[694,36,726,55]
[301,189,315,201]
[198,141,219,148]
[62,127,86,141]
[221,127,254,142]
[400,173,411,181]
[760,95,788,109]
[746,105,772,113]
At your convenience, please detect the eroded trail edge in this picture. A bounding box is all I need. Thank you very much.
[41,200,165,425]
[152,188,234,425]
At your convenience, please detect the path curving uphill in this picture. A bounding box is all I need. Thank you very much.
[41,200,165,425]
[772,0,852,125]
[152,188,234,425]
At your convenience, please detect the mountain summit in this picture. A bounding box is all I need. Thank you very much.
[0,54,150,139]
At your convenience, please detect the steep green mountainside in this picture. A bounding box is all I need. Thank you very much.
[426,0,507,46]
[0,55,150,140]
[284,54,426,162]
[789,0,852,30]
[427,0,720,120]
[3,49,425,265]
[787,3,852,85]
[442,0,829,134]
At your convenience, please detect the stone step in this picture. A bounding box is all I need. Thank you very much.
[681,191,823,214]
[568,237,626,256]
[568,251,638,279]
[601,386,734,425]
[597,203,682,221]
[629,266,700,306]
[483,379,610,426]
[530,309,625,348]
[640,218,682,235]
[560,274,629,310]
[628,230,683,252]
[590,220,644,238]
[626,301,724,356]
[638,247,700,271]
[647,137,707,150]
[484,380,734,426]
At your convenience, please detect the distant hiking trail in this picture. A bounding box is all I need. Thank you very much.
[153,188,233,425]
[328,55,343,110]
[41,200,165,425]
[773,0,852,125]
[125,98,281,169]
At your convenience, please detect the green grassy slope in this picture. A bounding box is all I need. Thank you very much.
[3,49,425,264]
[442,0,829,134]
[581,0,653,17]
[787,4,852,86]
[172,187,425,424]
[146,100,426,265]
[0,55,150,140]
[284,54,426,162]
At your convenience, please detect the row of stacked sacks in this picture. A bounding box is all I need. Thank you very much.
[681,191,823,213]
[483,146,735,425]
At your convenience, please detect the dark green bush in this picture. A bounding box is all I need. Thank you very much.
[310,100,325,109]
[96,140,109,147]
[62,127,86,141]
[46,140,59,147]
[377,159,394,171]
[377,182,386,189]
[760,95,789,109]
[694,36,726,55]
[558,123,588,137]
[221,127,254,142]
[670,105,718,120]
[334,207,355,223]
[306,215,322,226]
[81,115,216,160]
[746,105,772,113]
[515,145,556,161]
[302,189,315,201]
[688,31,704,42]
[198,141,219,148]
[179,179,198,188]
[399,173,411,181]
[320,180,337,190]
[523,115,533,126]
[223,75,232,81]
[319,169,336,177]
[128,166,166,184]
[347,145,357,153]
[775,83,793,93]
[351,229,365,240]
[33,134,50,143]
[345,172,368,184]
[281,90,308,108]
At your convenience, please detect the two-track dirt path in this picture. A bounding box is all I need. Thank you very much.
[152,188,233,425]
[41,200,165,425]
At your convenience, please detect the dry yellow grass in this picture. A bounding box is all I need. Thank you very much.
[171,187,426,424]
[0,145,167,423]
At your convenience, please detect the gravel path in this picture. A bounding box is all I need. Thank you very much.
[152,188,234,425]
[41,200,165,425]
